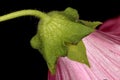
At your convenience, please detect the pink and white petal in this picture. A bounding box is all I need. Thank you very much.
[99,16,120,36]
[83,31,120,79]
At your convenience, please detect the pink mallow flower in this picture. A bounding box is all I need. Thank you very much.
[48,16,120,80]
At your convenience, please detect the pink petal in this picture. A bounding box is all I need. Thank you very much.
[99,16,120,36]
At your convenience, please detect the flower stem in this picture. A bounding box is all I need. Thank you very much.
[0,9,49,22]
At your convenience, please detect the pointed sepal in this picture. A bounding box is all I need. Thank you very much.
[67,40,90,66]
[79,20,102,29]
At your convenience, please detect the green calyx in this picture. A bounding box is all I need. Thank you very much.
[0,7,101,75]
[30,7,101,74]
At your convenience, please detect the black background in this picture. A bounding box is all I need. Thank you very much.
[0,0,119,80]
